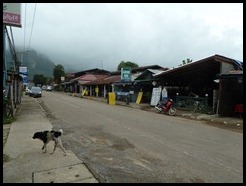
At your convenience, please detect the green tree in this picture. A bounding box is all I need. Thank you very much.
[33,74,47,86]
[117,61,139,71]
[53,64,65,84]
[179,58,193,66]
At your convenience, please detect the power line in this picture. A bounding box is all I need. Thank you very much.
[23,3,27,53]
[27,3,37,51]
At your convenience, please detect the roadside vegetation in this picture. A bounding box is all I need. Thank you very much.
[3,94,16,124]
[3,117,16,124]
[3,154,11,163]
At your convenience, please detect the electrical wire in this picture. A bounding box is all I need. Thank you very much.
[23,3,27,53]
[27,3,37,51]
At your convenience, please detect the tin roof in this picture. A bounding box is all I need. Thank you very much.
[85,75,120,85]
[154,54,243,86]
[110,65,168,75]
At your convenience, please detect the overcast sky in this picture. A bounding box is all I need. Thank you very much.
[11,3,243,72]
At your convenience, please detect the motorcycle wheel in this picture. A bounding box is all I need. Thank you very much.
[168,106,177,116]
[155,106,162,113]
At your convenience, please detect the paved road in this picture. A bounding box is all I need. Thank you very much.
[3,95,99,183]
[38,91,243,183]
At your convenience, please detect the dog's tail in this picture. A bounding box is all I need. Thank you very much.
[58,129,63,134]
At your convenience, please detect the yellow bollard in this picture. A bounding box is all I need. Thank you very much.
[108,92,116,105]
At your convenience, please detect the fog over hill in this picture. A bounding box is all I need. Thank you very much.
[14,48,55,80]
[12,48,83,80]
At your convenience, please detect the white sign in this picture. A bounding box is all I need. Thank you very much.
[150,87,162,106]
[19,66,27,74]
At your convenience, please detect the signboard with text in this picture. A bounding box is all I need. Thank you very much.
[150,87,162,106]
[3,3,22,27]
[121,67,131,82]
[19,66,28,85]
[19,66,27,74]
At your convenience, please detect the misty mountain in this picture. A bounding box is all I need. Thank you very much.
[6,47,102,79]
[23,50,56,80]
[5,48,56,80]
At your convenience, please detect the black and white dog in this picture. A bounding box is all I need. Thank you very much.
[32,129,67,156]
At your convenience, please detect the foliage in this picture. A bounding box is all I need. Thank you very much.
[179,58,193,66]
[3,154,11,163]
[33,74,47,86]
[53,64,65,84]
[3,95,11,119]
[3,117,16,124]
[117,61,139,71]
[3,95,16,123]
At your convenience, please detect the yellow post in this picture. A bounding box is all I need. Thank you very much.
[81,90,86,96]
[108,92,116,105]
[136,92,143,104]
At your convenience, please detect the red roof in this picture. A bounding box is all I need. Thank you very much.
[72,74,110,85]
[73,74,97,81]
[86,75,121,85]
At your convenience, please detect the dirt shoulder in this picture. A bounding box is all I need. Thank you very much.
[140,106,243,133]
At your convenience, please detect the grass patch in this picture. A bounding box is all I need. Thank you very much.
[3,154,11,163]
[3,117,16,124]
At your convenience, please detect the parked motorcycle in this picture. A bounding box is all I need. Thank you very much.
[155,98,177,116]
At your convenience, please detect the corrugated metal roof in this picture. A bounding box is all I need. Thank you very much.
[78,80,91,84]
[74,68,110,77]
[154,54,243,86]
[135,69,166,80]
[110,65,168,75]
[72,74,97,82]
[86,75,120,85]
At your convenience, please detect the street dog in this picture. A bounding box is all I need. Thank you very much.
[32,129,67,156]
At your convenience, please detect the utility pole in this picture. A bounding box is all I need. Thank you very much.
[3,25,7,88]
